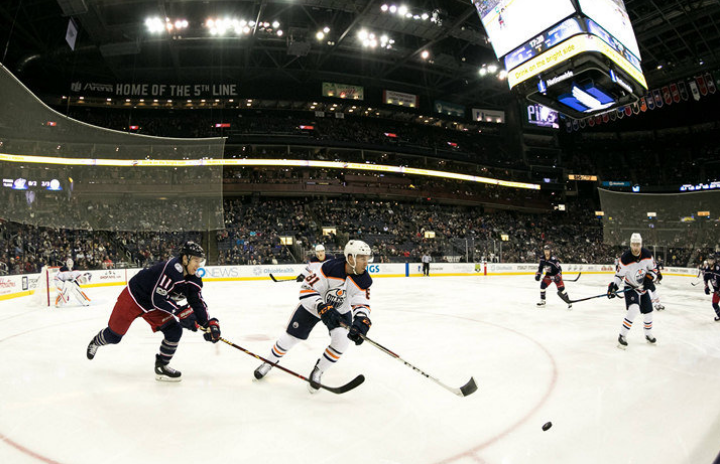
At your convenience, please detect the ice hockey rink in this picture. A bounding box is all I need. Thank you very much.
[1,272,719,464]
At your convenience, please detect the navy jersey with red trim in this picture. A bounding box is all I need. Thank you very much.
[703,263,720,290]
[183,274,210,326]
[128,257,188,315]
[537,257,562,277]
[299,257,372,319]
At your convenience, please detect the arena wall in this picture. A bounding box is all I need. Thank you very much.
[0,263,700,301]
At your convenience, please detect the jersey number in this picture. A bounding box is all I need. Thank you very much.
[305,273,320,286]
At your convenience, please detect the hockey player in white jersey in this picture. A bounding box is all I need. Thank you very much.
[608,233,657,349]
[254,240,373,393]
[54,269,92,307]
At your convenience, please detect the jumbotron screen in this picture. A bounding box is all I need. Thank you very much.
[473,0,576,58]
[577,0,641,59]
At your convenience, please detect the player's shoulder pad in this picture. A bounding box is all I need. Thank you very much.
[309,257,321,263]
[348,271,372,290]
[640,248,653,260]
[167,257,185,279]
[321,258,347,279]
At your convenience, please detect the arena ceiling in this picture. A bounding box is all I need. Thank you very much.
[1,0,720,109]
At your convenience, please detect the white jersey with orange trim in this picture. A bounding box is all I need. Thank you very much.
[54,270,87,283]
[299,257,372,319]
[612,248,657,295]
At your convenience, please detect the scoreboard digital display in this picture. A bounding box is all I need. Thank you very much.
[577,0,641,59]
[473,0,576,58]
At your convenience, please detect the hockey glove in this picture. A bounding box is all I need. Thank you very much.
[706,286,711,295]
[607,282,619,299]
[347,316,372,345]
[296,274,305,282]
[534,273,541,282]
[642,275,656,292]
[177,306,198,332]
[202,318,221,343]
[317,302,342,330]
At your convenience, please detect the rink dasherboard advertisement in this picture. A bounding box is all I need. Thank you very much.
[0,263,697,301]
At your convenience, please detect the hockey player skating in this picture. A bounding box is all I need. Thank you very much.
[54,269,92,307]
[85,241,222,381]
[535,245,572,310]
[608,233,658,349]
[254,239,373,393]
[702,254,720,321]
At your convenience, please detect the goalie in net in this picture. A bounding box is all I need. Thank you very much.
[54,258,92,307]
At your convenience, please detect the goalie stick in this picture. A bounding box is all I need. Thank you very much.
[557,288,631,305]
[340,322,477,397]
[197,327,364,394]
[269,273,299,283]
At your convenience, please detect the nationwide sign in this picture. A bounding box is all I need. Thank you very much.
[70,82,239,98]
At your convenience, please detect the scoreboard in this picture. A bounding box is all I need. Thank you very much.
[474,0,647,119]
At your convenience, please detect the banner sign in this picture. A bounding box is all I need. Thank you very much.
[472,108,506,123]
[70,81,239,98]
[322,82,364,100]
[434,100,465,118]
[383,90,418,108]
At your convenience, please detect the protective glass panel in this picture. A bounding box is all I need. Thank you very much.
[0,64,224,232]
[598,188,720,248]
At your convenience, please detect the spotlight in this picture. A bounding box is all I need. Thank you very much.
[420,50,430,59]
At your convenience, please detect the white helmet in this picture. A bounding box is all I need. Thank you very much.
[66,258,74,270]
[315,244,325,253]
[344,240,373,273]
[630,233,642,245]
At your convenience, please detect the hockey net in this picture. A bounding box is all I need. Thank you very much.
[32,266,61,307]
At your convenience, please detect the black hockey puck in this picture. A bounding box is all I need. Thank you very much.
[542,422,552,431]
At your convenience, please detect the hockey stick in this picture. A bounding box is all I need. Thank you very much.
[269,273,299,283]
[197,327,364,394]
[340,322,477,397]
[566,272,582,282]
[557,288,631,305]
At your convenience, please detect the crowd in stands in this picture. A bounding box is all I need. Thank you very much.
[2,193,714,275]
[57,108,521,170]
[562,121,720,187]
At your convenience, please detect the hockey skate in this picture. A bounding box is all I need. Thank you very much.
[86,338,99,360]
[715,316,720,322]
[617,334,628,350]
[254,362,273,380]
[536,300,547,307]
[654,304,665,311]
[567,303,573,311]
[307,360,323,394]
[645,335,657,344]
[155,355,182,382]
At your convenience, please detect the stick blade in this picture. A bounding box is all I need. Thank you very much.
[458,377,478,397]
[321,374,365,394]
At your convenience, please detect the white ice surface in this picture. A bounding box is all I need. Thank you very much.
[1,273,719,464]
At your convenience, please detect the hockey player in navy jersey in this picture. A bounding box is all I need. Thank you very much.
[85,241,221,381]
[535,245,572,310]
[255,240,373,393]
[608,233,658,349]
[702,254,720,322]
